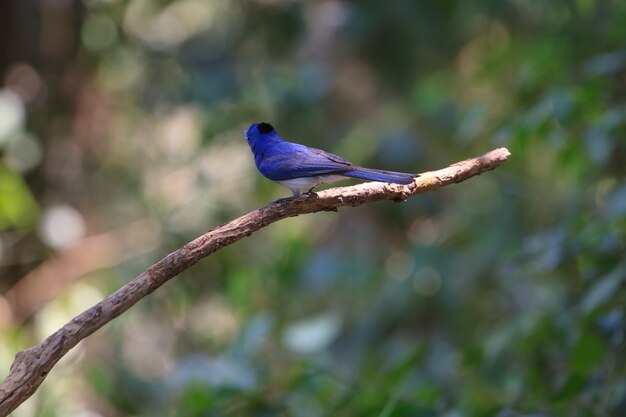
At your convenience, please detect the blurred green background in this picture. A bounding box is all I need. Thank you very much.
[1,0,625,416]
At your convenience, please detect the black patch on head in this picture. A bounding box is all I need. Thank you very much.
[257,122,275,134]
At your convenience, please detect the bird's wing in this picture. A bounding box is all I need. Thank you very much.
[259,142,355,181]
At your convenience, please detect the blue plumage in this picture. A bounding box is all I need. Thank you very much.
[244,122,415,197]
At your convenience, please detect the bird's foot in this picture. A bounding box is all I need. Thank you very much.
[269,189,317,207]
[270,196,294,207]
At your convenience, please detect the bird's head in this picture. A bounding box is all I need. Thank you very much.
[243,122,278,149]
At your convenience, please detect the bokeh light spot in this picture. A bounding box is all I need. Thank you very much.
[408,218,440,246]
[0,89,25,143]
[412,267,442,296]
[385,251,415,280]
[4,63,43,104]
[5,133,43,172]
[39,205,86,249]
[81,14,118,52]
[282,314,341,354]
[98,47,144,90]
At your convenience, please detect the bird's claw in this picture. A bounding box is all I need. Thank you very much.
[270,197,294,207]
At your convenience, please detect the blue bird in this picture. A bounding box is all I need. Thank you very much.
[244,122,415,198]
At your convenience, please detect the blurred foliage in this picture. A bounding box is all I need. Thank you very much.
[1,0,626,416]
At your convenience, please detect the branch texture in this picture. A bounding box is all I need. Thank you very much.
[0,147,510,416]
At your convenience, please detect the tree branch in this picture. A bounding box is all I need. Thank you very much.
[0,147,510,416]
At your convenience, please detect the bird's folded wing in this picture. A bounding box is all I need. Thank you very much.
[260,144,355,181]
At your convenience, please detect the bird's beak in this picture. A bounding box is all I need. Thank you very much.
[243,129,248,139]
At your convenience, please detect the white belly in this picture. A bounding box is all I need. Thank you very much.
[275,175,346,197]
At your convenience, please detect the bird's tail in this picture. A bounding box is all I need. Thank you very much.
[343,167,415,185]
